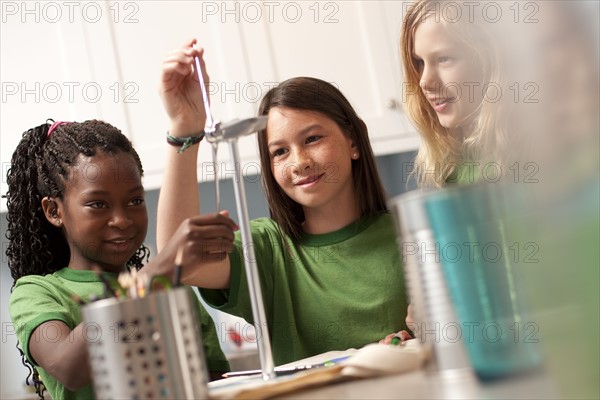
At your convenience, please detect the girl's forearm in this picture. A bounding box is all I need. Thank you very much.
[58,324,92,390]
[31,322,92,391]
[157,142,201,251]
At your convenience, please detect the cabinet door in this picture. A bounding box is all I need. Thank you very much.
[111,1,419,188]
[1,1,420,205]
[0,4,125,213]
[238,0,420,155]
[108,1,263,189]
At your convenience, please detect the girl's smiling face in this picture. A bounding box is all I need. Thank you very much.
[266,107,358,215]
[413,17,486,133]
[51,151,148,273]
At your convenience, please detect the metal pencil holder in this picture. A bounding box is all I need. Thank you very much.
[389,190,470,373]
[82,287,209,399]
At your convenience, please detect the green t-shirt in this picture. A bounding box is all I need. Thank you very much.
[9,268,229,400]
[201,213,408,365]
[446,160,483,185]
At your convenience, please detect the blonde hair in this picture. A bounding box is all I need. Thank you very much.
[401,0,515,187]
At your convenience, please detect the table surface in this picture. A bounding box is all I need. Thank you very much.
[278,367,559,399]
[211,360,560,399]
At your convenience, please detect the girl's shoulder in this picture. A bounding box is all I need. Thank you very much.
[249,217,288,241]
[354,212,395,234]
[12,271,63,290]
[9,272,70,318]
[9,272,70,305]
[370,211,394,226]
[10,268,90,298]
[353,212,395,240]
[246,217,291,251]
[250,217,280,231]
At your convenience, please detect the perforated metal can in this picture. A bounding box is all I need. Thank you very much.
[82,287,209,399]
[390,190,470,373]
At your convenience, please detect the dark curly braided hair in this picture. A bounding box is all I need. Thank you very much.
[4,119,150,398]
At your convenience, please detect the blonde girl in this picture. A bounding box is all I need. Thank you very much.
[401,0,524,187]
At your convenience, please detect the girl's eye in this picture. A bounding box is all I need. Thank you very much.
[438,56,452,63]
[306,135,321,144]
[129,198,145,206]
[271,148,288,158]
[88,202,106,209]
[414,58,424,71]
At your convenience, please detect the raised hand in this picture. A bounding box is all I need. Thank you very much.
[159,38,209,136]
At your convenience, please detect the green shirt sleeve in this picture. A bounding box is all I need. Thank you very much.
[9,275,76,365]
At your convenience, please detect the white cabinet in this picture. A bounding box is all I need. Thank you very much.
[240,0,419,154]
[0,1,128,213]
[112,0,419,189]
[106,0,265,189]
[0,0,419,212]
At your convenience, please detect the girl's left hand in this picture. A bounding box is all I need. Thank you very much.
[159,38,209,136]
[379,330,413,345]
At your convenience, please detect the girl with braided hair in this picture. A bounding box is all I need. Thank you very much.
[6,120,229,400]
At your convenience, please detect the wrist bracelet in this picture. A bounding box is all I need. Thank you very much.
[166,131,205,153]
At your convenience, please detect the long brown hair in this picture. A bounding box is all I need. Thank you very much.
[401,0,515,187]
[257,77,388,241]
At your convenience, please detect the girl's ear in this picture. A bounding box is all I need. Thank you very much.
[350,141,360,160]
[41,197,63,228]
[350,119,367,160]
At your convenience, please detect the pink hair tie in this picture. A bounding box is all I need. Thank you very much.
[47,121,68,138]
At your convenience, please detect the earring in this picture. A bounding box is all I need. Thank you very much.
[50,208,61,226]
[352,153,359,159]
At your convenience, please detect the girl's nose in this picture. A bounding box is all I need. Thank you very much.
[292,149,313,173]
[108,208,133,230]
[420,65,439,92]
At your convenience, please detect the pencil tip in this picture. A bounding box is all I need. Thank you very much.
[175,246,184,266]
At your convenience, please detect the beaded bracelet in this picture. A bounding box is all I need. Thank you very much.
[166,131,205,153]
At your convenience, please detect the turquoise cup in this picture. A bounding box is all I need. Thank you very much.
[424,182,541,380]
